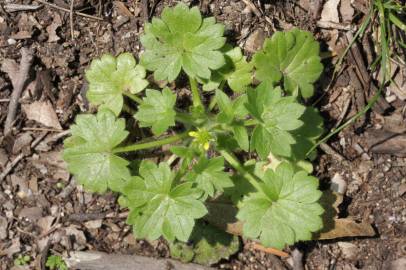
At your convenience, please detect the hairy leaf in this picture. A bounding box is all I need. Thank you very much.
[253,29,323,98]
[140,3,226,81]
[86,53,148,115]
[246,84,305,158]
[63,110,131,193]
[134,87,177,135]
[237,162,324,249]
[123,161,207,242]
[185,156,233,198]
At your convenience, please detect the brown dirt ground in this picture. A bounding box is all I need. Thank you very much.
[1,0,405,269]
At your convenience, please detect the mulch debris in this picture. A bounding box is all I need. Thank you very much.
[0,0,405,269]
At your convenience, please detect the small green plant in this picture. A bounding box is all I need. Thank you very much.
[46,255,68,270]
[63,3,325,251]
[14,254,30,266]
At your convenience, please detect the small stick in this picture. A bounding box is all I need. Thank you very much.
[22,127,65,132]
[4,48,34,135]
[34,0,103,21]
[319,143,346,162]
[0,99,10,102]
[0,132,48,181]
[250,242,289,258]
[4,4,42,12]
[241,0,262,17]
[70,0,75,40]
[0,153,24,181]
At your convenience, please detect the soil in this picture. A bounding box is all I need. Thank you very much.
[1,1,405,270]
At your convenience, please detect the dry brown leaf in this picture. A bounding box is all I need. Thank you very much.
[340,0,354,22]
[316,218,375,239]
[38,216,56,233]
[320,0,340,23]
[113,1,133,17]
[0,237,21,257]
[22,100,62,129]
[244,29,266,53]
[1,59,19,86]
[19,207,43,221]
[46,13,62,43]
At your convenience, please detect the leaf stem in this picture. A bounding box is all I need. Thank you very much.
[219,150,264,193]
[113,132,189,153]
[123,92,144,104]
[189,76,203,108]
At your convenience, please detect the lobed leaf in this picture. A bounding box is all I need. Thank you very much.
[123,160,208,242]
[253,28,323,98]
[201,46,253,92]
[246,84,306,158]
[86,53,148,115]
[63,110,131,193]
[237,162,324,249]
[140,3,226,81]
[134,87,177,135]
[185,156,233,198]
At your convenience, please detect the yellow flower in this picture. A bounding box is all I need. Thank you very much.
[188,128,212,151]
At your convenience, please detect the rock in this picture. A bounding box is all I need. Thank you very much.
[245,29,266,53]
[12,133,33,154]
[320,0,340,23]
[386,257,406,270]
[84,219,103,229]
[337,242,358,260]
[0,148,8,169]
[0,215,8,240]
[331,173,347,194]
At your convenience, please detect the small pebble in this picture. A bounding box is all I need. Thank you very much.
[7,38,16,45]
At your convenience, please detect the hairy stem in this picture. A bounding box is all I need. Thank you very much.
[113,132,189,153]
[189,77,203,108]
[219,150,264,193]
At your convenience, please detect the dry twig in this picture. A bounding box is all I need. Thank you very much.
[70,0,75,40]
[4,47,34,135]
[250,242,289,257]
[4,4,42,12]
[0,130,69,181]
[34,0,103,21]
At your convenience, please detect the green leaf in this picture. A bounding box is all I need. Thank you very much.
[232,124,249,151]
[237,162,324,249]
[140,3,226,81]
[46,255,68,270]
[86,53,149,115]
[63,110,131,193]
[224,160,265,206]
[123,160,207,242]
[291,107,324,161]
[253,29,323,98]
[134,87,177,135]
[246,84,306,158]
[185,157,233,198]
[169,222,240,265]
[201,46,253,92]
[215,89,234,124]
